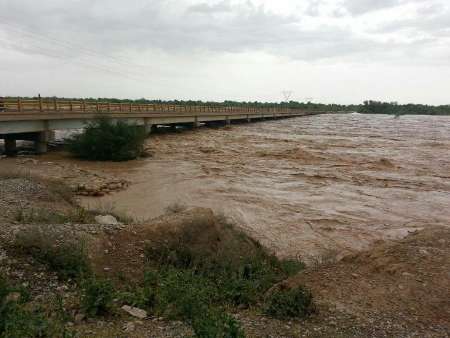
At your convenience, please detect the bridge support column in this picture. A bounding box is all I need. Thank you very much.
[34,131,49,154]
[4,137,17,157]
[246,115,251,123]
[225,117,231,126]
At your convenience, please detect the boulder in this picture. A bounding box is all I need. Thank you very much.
[121,305,147,319]
[95,215,119,225]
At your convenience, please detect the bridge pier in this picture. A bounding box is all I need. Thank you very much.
[4,137,17,157]
[34,131,50,154]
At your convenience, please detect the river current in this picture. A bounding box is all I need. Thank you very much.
[80,113,450,261]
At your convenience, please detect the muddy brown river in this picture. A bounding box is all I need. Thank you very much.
[80,113,450,262]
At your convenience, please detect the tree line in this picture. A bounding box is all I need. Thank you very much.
[358,101,450,115]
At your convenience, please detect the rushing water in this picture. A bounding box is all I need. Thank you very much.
[81,113,450,261]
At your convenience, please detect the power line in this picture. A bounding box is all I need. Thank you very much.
[0,20,155,83]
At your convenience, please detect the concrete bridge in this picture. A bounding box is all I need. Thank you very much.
[0,98,320,155]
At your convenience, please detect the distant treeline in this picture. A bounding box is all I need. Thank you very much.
[3,96,449,115]
[358,101,450,116]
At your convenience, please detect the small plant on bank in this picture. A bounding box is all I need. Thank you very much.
[264,285,316,319]
[81,277,115,317]
[67,117,146,161]
[192,308,245,338]
[14,207,96,224]
[13,227,91,280]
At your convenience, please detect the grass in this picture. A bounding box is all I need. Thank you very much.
[0,277,74,338]
[14,207,96,224]
[67,117,146,161]
[192,308,245,338]
[264,286,316,319]
[13,226,91,280]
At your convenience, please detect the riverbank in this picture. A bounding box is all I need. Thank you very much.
[1,171,449,337]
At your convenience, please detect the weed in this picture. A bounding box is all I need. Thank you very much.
[0,277,74,338]
[14,207,96,224]
[309,248,339,270]
[264,285,316,319]
[153,268,216,320]
[13,227,91,279]
[192,308,246,338]
[81,277,115,317]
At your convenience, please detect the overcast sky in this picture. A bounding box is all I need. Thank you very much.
[0,0,449,104]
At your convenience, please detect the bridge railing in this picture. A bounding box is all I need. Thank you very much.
[0,98,300,115]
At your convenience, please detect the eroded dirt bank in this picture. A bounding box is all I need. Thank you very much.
[80,113,450,262]
[2,113,450,262]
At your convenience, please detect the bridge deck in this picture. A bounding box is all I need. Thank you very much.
[0,99,319,135]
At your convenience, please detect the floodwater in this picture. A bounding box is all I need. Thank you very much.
[81,113,450,261]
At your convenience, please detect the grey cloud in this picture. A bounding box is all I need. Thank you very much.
[188,1,232,14]
[373,3,450,37]
[343,0,400,15]
[0,0,448,66]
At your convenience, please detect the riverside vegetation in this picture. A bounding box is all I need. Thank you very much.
[67,118,146,161]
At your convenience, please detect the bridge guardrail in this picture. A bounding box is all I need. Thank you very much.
[0,98,305,116]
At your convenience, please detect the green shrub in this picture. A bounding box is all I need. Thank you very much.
[0,277,73,338]
[67,117,146,161]
[81,278,115,317]
[192,309,245,338]
[144,213,305,308]
[153,268,216,320]
[117,271,157,310]
[13,227,91,279]
[264,286,316,319]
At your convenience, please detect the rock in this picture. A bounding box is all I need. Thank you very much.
[95,215,119,225]
[124,322,135,332]
[75,313,85,323]
[121,305,148,319]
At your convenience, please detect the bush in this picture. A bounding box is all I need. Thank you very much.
[264,286,316,319]
[81,278,115,317]
[13,227,91,279]
[67,117,146,161]
[152,268,216,320]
